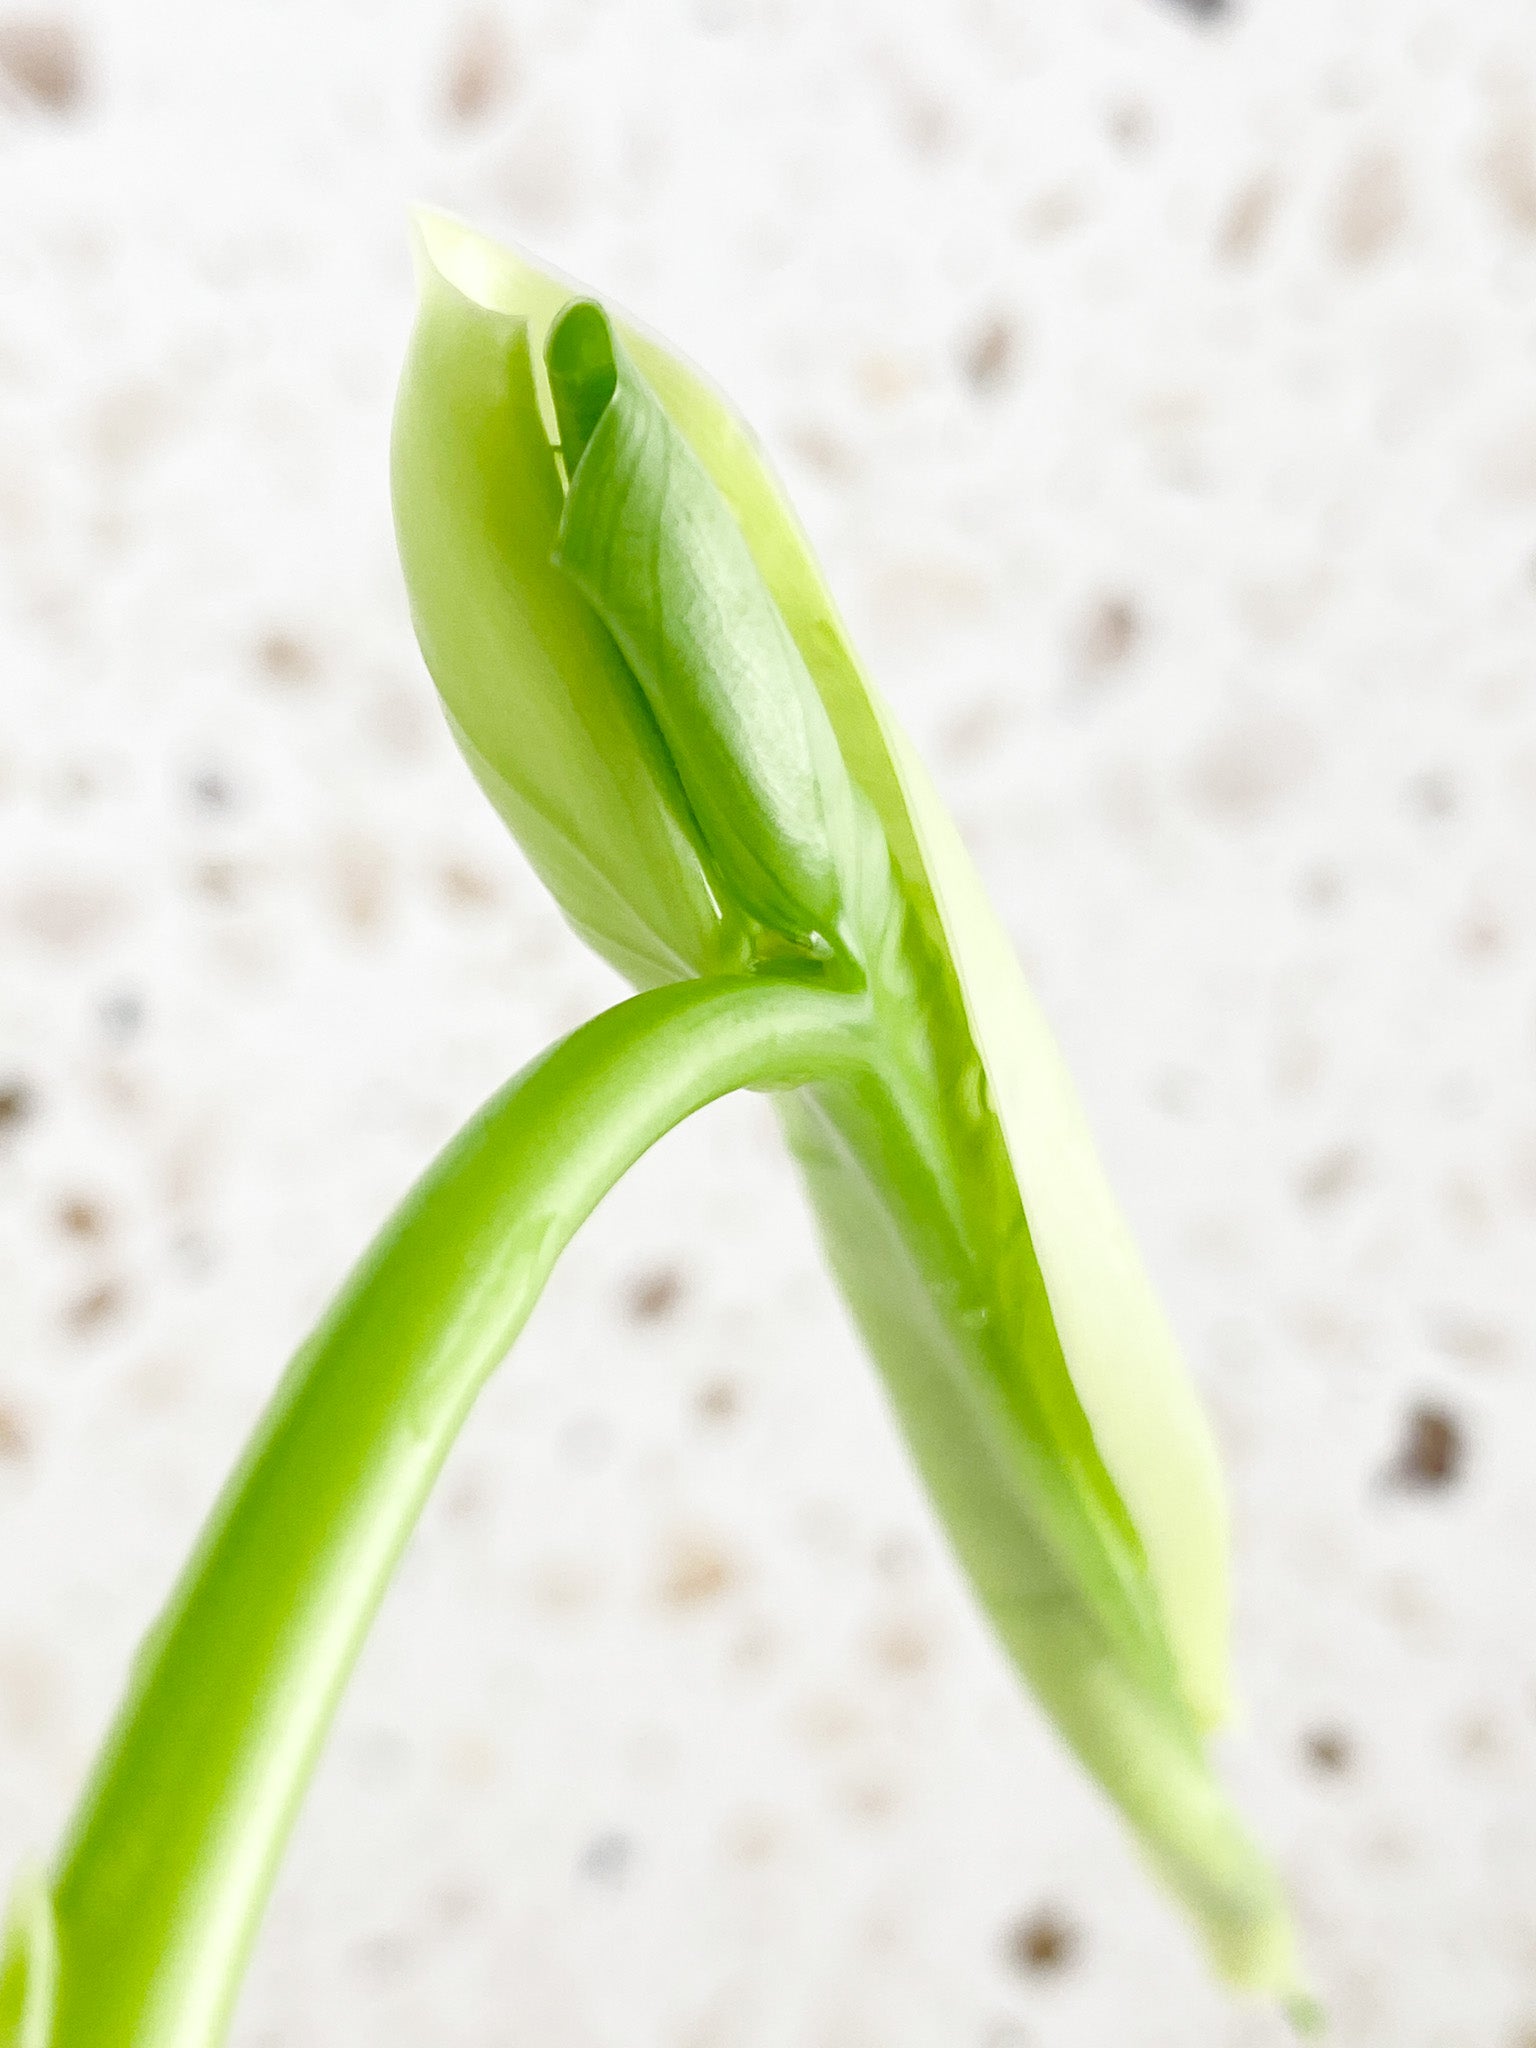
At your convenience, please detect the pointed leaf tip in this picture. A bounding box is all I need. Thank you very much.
[547,300,619,476]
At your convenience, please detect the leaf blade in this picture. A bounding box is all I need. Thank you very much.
[392,227,721,987]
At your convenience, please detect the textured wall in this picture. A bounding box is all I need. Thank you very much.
[3,3,1535,2043]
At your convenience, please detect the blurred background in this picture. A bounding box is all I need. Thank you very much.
[2,1,1534,2042]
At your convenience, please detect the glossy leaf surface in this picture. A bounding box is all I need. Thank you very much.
[396,212,1301,1996]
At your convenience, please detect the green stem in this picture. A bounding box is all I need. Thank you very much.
[26,974,866,2048]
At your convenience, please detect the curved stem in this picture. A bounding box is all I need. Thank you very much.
[36,974,868,2048]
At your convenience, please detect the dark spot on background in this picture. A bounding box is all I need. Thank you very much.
[0,17,85,112]
[1386,1404,1464,1491]
[1408,767,1457,818]
[328,839,389,934]
[869,1614,934,1676]
[194,858,241,904]
[1297,1143,1364,1208]
[99,990,143,1041]
[430,1881,485,1929]
[1108,99,1153,151]
[14,881,122,948]
[1483,109,1536,234]
[255,631,317,686]
[1218,174,1279,262]
[939,699,1006,763]
[961,315,1022,395]
[1303,1726,1353,1774]
[57,1195,105,1239]
[1330,148,1409,266]
[64,1279,123,1336]
[695,1376,740,1422]
[0,1405,29,1462]
[836,1774,900,1824]
[1185,708,1315,821]
[351,1932,414,1980]
[1078,595,1141,674]
[1005,1908,1078,1975]
[437,860,500,909]
[656,1532,739,1607]
[628,1266,683,1323]
[1454,1713,1500,1762]
[0,1081,33,1132]
[190,769,233,811]
[1455,905,1507,962]
[442,10,516,124]
[1298,864,1343,911]
[889,85,954,159]
[578,1829,635,1884]
[1162,0,1231,17]
[781,422,854,481]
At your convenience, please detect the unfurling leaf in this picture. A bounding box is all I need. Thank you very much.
[2,209,1308,2048]
[394,210,1306,2002]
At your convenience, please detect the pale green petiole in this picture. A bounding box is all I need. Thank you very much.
[5,975,867,2048]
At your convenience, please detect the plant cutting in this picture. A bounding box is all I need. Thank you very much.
[0,212,1310,2046]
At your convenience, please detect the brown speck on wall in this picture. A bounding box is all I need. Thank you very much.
[1107,99,1153,152]
[13,879,125,949]
[0,1404,30,1462]
[694,1376,740,1422]
[1482,106,1536,233]
[578,1829,635,1883]
[1185,706,1316,822]
[328,838,390,935]
[1330,146,1409,265]
[64,1279,124,1336]
[834,1773,900,1824]
[1297,1143,1365,1208]
[628,1266,684,1323]
[868,1614,934,1676]
[0,1640,61,1746]
[1408,767,1458,819]
[656,1532,739,1608]
[1218,173,1279,262]
[1386,1404,1464,1491]
[0,16,84,112]
[1005,1908,1078,1975]
[443,10,516,124]
[56,1195,106,1239]
[1303,1726,1353,1774]
[0,1080,34,1131]
[960,314,1021,395]
[1077,595,1141,674]
[437,860,500,909]
[255,631,318,686]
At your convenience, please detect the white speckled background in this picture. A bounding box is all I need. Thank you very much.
[3,1,1535,2042]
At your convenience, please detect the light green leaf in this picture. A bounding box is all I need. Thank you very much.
[0,1869,56,2048]
[548,301,860,953]
[398,213,1303,1999]
[627,309,1233,1724]
[392,222,724,987]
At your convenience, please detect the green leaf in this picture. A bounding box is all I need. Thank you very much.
[548,300,861,954]
[625,314,1232,1723]
[0,1869,56,2048]
[391,222,724,987]
[392,214,1304,2000]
